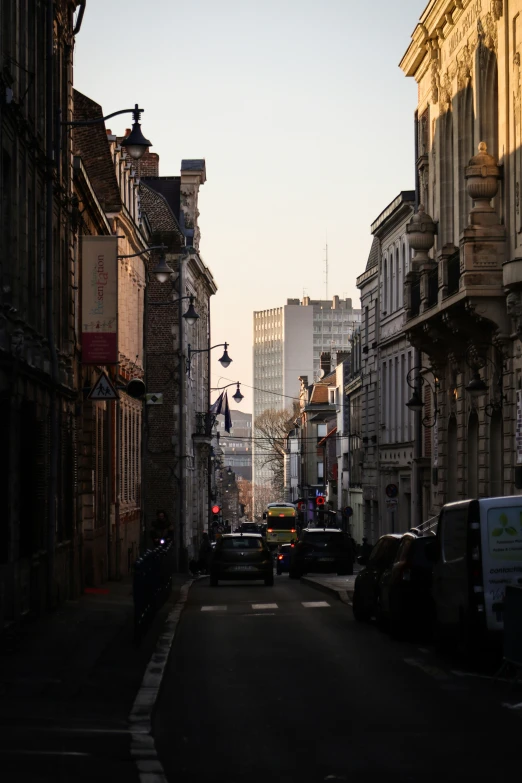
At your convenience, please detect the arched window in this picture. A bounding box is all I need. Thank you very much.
[447,415,458,502]
[489,409,503,497]
[383,257,388,314]
[395,248,400,313]
[467,410,479,498]
[441,111,454,245]
[459,86,474,232]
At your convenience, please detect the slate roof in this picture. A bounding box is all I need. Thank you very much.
[141,177,181,227]
[309,385,330,404]
[365,236,380,271]
[72,90,122,214]
[139,182,184,240]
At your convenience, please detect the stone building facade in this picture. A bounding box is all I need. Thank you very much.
[0,1,82,622]
[400,0,522,516]
[372,192,416,534]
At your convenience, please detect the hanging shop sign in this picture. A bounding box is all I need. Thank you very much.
[81,236,118,364]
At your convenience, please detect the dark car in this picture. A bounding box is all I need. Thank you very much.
[289,528,353,578]
[352,534,402,622]
[276,543,293,575]
[238,522,261,535]
[210,534,273,586]
[378,532,436,638]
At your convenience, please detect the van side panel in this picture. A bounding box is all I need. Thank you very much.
[432,503,469,632]
[480,499,522,633]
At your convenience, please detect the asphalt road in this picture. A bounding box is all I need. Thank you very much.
[154,574,522,783]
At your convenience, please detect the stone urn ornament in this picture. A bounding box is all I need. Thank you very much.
[406,204,436,269]
[465,142,500,222]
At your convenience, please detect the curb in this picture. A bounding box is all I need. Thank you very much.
[128,575,204,783]
[300,576,354,606]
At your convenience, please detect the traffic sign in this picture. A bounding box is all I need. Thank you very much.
[316,496,325,506]
[344,506,353,518]
[146,393,164,405]
[385,483,398,498]
[385,498,398,510]
[88,372,119,401]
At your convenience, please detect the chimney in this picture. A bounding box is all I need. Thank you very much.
[135,150,160,178]
[180,159,206,250]
[335,350,351,366]
[332,295,339,309]
[320,352,331,376]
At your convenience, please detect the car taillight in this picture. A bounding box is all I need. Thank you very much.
[290,529,296,533]
[278,555,283,560]
[267,528,273,533]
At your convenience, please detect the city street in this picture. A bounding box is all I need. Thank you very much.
[154,575,522,783]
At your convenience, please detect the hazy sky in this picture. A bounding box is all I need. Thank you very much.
[74,0,426,413]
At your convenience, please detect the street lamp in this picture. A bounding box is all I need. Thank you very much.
[405,365,439,428]
[187,342,233,376]
[65,104,151,160]
[464,342,507,415]
[211,381,244,404]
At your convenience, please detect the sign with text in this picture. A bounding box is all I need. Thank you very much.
[81,236,118,364]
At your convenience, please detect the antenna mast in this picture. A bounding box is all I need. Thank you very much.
[324,240,328,302]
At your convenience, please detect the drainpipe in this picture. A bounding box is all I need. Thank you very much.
[46,0,60,608]
[178,252,185,571]
[412,109,423,527]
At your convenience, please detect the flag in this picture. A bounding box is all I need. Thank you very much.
[223,390,232,433]
[209,391,224,415]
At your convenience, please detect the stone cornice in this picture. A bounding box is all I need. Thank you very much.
[400,0,472,78]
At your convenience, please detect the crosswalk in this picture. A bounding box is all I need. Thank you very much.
[200,601,330,612]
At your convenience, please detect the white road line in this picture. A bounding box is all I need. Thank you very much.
[201,605,227,612]
[302,601,330,608]
[244,613,276,616]
[0,750,92,757]
[503,701,522,710]
[404,657,450,681]
[251,603,278,610]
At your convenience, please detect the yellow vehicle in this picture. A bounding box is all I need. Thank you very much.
[263,503,298,549]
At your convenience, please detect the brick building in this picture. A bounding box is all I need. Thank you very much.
[140,162,217,568]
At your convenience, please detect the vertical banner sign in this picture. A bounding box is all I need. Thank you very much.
[517,390,522,464]
[81,236,118,364]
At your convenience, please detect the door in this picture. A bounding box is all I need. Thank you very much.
[432,505,468,630]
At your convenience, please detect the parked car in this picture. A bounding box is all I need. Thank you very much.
[210,534,273,586]
[289,528,353,578]
[352,534,402,622]
[430,496,522,655]
[276,543,293,575]
[378,532,436,638]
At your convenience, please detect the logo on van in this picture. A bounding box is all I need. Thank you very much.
[491,513,518,537]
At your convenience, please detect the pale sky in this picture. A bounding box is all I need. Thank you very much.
[74,0,426,413]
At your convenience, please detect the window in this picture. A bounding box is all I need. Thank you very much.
[317,461,324,479]
[220,537,263,550]
[441,507,467,562]
[317,424,327,437]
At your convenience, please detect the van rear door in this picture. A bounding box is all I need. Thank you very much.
[480,498,522,632]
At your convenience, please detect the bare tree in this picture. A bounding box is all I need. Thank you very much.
[237,476,253,520]
[254,403,299,499]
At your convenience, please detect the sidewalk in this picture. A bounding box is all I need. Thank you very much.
[0,573,188,781]
[301,568,360,605]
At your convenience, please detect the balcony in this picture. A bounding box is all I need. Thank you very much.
[192,412,215,447]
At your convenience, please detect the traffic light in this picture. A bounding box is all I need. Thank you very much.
[316,495,325,507]
[212,505,220,515]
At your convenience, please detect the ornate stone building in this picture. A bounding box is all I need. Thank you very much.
[400,0,522,517]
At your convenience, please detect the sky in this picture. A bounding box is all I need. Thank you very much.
[74,0,427,414]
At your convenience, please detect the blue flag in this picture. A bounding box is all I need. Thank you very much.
[209,391,224,416]
[223,390,232,433]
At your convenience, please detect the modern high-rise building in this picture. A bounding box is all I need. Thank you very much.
[252,296,361,498]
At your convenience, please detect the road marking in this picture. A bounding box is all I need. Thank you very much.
[503,701,522,710]
[302,601,330,608]
[403,657,450,681]
[243,613,276,616]
[451,669,515,683]
[251,603,278,610]
[0,750,92,757]
[201,605,227,612]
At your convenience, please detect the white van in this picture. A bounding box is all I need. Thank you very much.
[431,496,522,650]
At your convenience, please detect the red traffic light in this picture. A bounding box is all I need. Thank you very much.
[316,496,325,506]
[297,501,306,511]
[211,505,220,514]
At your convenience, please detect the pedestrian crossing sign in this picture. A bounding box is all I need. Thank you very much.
[88,371,119,401]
